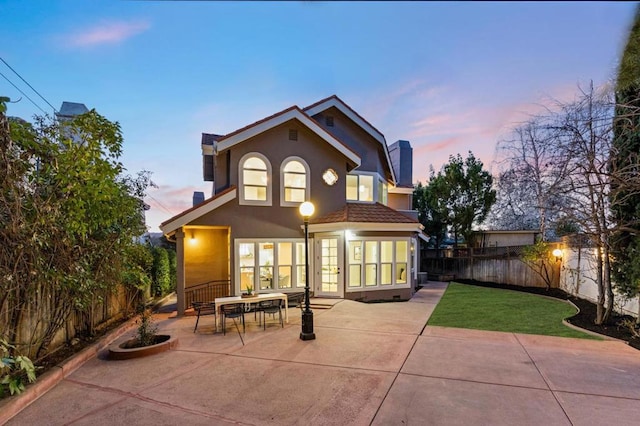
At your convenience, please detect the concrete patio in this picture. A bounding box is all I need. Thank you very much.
[4,282,640,425]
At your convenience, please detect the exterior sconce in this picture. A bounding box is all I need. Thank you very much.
[552,248,562,262]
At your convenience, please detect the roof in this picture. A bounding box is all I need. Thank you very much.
[308,203,423,233]
[160,186,237,235]
[204,105,361,167]
[303,95,396,185]
[201,133,225,146]
[57,102,89,117]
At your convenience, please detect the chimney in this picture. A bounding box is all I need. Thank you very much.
[388,140,413,186]
[192,191,205,207]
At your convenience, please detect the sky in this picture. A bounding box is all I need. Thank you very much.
[1,1,636,233]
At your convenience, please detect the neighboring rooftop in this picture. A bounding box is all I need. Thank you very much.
[56,101,89,119]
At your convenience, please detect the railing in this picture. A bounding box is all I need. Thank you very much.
[185,280,231,308]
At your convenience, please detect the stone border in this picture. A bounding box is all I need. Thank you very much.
[0,316,138,424]
[108,335,178,360]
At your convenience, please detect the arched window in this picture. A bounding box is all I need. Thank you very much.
[281,157,310,206]
[240,153,272,205]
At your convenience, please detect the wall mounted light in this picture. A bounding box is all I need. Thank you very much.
[552,248,562,262]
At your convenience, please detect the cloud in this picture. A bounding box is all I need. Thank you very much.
[63,20,150,48]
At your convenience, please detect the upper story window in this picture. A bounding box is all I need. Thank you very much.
[239,153,272,206]
[281,157,310,206]
[346,173,388,204]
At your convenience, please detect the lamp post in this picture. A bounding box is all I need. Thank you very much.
[299,201,316,341]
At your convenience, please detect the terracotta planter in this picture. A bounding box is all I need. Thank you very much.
[108,335,178,360]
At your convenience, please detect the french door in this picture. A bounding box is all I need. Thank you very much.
[315,234,344,297]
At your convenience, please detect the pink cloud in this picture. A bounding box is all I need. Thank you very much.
[64,20,150,47]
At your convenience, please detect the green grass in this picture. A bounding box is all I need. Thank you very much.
[428,282,601,339]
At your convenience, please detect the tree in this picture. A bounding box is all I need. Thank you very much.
[413,178,448,249]
[152,247,171,297]
[0,98,153,358]
[610,5,640,322]
[432,152,496,245]
[492,117,571,239]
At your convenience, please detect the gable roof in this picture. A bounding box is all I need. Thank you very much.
[209,106,360,167]
[303,95,397,184]
[308,202,423,233]
[160,186,237,235]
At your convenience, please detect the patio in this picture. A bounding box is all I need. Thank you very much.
[4,282,640,425]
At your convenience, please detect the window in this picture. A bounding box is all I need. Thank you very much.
[281,157,309,206]
[326,115,334,127]
[346,238,411,290]
[346,173,390,203]
[239,153,272,205]
[235,239,308,294]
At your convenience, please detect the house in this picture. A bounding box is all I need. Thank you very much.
[472,230,541,248]
[161,95,423,315]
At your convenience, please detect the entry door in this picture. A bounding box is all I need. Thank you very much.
[315,235,344,297]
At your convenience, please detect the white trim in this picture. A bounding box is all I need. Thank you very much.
[217,108,361,166]
[280,156,310,207]
[202,144,214,155]
[239,152,272,206]
[305,97,385,144]
[308,222,423,233]
[304,97,396,185]
[388,186,413,195]
[160,189,237,235]
[418,232,430,242]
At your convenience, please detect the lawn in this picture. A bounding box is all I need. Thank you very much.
[428,282,601,339]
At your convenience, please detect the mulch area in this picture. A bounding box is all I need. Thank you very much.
[452,279,640,350]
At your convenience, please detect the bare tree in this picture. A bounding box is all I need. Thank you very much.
[493,115,571,239]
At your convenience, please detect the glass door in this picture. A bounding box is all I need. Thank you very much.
[315,235,344,297]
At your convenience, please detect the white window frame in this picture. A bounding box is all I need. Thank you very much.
[234,238,310,294]
[345,237,411,291]
[239,152,272,206]
[346,171,389,204]
[280,156,310,207]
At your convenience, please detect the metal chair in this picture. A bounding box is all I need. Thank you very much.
[192,301,216,333]
[221,304,245,344]
[257,299,283,330]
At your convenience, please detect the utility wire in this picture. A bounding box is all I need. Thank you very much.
[0,57,57,113]
[0,70,48,115]
[146,194,175,215]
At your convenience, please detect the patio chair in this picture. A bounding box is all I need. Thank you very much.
[221,304,245,344]
[257,299,283,330]
[287,292,305,310]
[192,301,217,333]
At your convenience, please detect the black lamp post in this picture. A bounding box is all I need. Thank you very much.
[299,201,316,341]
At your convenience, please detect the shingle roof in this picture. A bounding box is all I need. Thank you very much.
[311,203,418,225]
[201,133,225,146]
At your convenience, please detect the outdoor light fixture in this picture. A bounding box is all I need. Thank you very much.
[552,248,563,262]
[299,201,316,341]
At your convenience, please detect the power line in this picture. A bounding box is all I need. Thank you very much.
[146,194,175,216]
[0,70,48,115]
[0,57,57,113]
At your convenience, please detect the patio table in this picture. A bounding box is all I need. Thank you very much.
[214,292,289,332]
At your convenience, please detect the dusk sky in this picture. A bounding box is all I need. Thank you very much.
[1,1,636,232]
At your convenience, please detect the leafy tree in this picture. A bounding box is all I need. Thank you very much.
[413,178,448,249]
[521,241,556,290]
[0,98,152,358]
[610,5,640,321]
[431,152,496,245]
[152,247,171,296]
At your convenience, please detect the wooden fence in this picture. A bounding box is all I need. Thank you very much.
[421,246,560,288]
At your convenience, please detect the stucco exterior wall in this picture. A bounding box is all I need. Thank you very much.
[311,107,390,179]
[388,192,412,211]
[184,228,229,287]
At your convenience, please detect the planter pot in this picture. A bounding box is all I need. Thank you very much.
[241,294,257,299]
[108,335,178,360]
